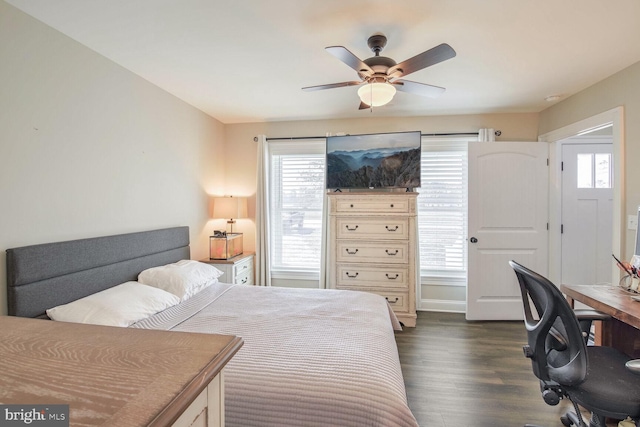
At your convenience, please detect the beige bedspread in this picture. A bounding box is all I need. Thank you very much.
[133,283,418,427]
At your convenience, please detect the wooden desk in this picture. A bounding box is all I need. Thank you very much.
[0,316,243,426]
[561,284,640,357]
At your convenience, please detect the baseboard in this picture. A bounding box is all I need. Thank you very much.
[418,298,466,313]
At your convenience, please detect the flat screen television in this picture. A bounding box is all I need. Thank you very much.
[326,131,421,190]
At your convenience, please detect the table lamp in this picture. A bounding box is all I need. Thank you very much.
[213,196,247,234]
[211,196,248,259]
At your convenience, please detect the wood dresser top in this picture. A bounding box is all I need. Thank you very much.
[0,316,243,426]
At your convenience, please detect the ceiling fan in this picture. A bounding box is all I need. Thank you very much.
[302,33,456,110]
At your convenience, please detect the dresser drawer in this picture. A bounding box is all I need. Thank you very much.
[334,198,410,214]
[235,269,253,286]
[336,217,409,240]
[336,241,409,264]
[233,258,253,278]
[377,292,409,313]
[336,264,408,289]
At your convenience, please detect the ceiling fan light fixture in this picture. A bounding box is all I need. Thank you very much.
[357,82,396,107]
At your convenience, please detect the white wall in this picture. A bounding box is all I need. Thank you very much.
[0,2,226,315]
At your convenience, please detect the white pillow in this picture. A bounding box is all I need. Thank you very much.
[138,260,223,301]
[46,281,180,327]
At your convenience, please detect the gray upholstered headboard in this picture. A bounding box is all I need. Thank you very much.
[6,226,190,318]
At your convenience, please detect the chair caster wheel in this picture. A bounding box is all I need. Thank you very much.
[560,415,572,426]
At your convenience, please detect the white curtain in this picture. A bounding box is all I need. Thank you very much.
[255,135,271,286]
[319,190,330,289]
[478,128,495,142]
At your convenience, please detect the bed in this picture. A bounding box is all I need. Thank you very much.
[6,226,418,427]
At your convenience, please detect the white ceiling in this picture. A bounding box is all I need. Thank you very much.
[7,0,640,124]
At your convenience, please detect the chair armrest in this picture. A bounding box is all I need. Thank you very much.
[573,309,611,322]
[625,359,640,375]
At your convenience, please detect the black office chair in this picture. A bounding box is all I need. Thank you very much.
[509,260,640,427]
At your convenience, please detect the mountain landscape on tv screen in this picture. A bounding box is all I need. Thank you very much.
[327,147,420,188]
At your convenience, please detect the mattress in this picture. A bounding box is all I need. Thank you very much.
[132,283,418,427]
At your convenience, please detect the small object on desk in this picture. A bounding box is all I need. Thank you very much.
[618,418,636,427]
[613,253,635,276]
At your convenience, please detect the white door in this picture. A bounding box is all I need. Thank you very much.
[466,142,549,320]
[561,142,613,286]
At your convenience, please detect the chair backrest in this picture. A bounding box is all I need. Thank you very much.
[509,260,587,386]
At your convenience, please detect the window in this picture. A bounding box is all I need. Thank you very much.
[416,140,468,280]
[266,137,469,283]
[577,153,612,189]
[269,140,325,276]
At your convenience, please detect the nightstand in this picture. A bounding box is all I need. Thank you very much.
[201,252,254,286]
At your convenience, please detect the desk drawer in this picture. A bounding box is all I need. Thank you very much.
[336,241,408,264]
[336,217,409,240]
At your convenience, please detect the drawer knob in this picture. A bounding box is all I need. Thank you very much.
[345,272,359,278]
[386,297,399,304]
[385,225,399,232]
[386,273,399,280]
[350,204,354,208]
[385,249,399,256]
[345,248,359,255]
[390,204,394,208]
[345,225,359,231]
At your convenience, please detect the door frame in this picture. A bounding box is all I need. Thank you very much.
[538,106,625,287]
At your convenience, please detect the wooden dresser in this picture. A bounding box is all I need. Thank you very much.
[0,316,243,426]
[328,192,418,327]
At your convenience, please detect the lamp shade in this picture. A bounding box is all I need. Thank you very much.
[213,196,248,220]
[357,82,396,107]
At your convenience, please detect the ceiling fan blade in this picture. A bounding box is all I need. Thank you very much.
[325,46,374,77]
[392,80,446,98]
[388,43,456,78]
[302,81,362,91]
[358,101,370,110]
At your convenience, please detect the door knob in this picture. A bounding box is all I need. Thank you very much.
[470,237,478,243]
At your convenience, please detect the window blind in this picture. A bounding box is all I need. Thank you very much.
[416,140,468,278]
[269,141,325,273]
[266,138,468,281]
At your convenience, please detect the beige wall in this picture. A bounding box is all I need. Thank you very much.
[0,2,226,315]
[225,113,540,253]
[539,61,640,258]
[225,113,538,308]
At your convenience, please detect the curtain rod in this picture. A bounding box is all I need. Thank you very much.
[262,130,501,142]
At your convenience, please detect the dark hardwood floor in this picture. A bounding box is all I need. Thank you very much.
[395,311,616,427]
